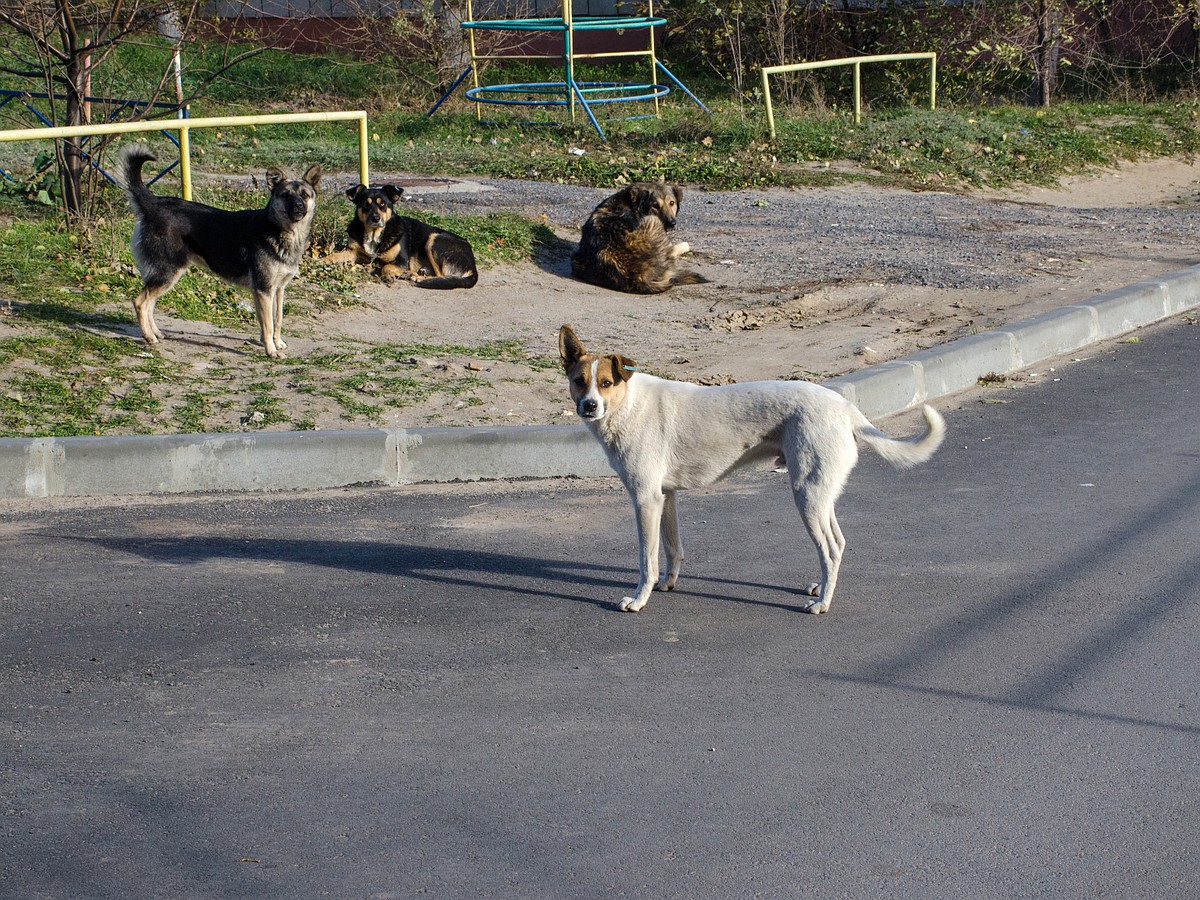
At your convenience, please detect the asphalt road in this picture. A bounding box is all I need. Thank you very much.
[2,318,1198,899]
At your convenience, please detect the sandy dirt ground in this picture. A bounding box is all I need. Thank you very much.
[9,156,1198,433]
[291,156,1200,429]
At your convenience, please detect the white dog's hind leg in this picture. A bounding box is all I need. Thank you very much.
[657,490,683,592]
[798,502,844,614]
[621,489,664,612]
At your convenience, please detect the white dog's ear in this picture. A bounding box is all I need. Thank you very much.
[558,324,586,370]
[614,354,637,381]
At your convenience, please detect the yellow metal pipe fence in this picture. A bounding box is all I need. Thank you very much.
[0,110,371,201]
[760,53,937,139]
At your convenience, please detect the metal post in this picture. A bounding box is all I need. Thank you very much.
[466,0,482,122]
[179,125,192,200]
[0,111,371,203]
[763,67,777,139]
[760,53,937,136]
[930,55,938,111]
[647,0,660,117]
[853,62,862,124]
[358,115,369,186]
[564,0,575,123]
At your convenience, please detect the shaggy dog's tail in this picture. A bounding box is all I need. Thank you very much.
[856,404,946,469]
[114,144,158,216]
[671,270,710,287]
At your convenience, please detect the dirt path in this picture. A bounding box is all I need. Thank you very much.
[15,156,1198,434]
[274,156,1198,429]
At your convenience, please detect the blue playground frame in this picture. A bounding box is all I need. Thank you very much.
[0,90,187,187]
[426,4,708,140]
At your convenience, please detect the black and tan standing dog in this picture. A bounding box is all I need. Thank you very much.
[571,182,708,294]
[116,143,322,358]
[322,184,478,289]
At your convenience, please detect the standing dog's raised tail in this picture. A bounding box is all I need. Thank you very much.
[856,404,946,469]
[114,144,157,216]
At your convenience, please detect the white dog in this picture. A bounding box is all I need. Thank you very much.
[559,324,946,614]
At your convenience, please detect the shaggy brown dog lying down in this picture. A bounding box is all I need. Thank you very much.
[571,182,708,294]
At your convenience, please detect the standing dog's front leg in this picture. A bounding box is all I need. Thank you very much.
[621,489,664,612]
[271,280,289,352]
[252,289,281,358]
[657,489,683,592]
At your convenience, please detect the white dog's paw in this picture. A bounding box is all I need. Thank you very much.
[619,595,649,613]
[800,597,830,615]
[670,241,691,258]
[655,575,677,592]
[800,583,829,614]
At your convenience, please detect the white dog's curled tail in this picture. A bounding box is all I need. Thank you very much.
[856,404,946,469]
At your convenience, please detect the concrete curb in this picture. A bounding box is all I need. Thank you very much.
[4,264,1199,499]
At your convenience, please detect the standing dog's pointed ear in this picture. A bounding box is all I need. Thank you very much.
[559,324,586,371]
[302,164,323,191]
[265,168,286,191]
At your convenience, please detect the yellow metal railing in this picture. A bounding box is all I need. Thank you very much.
[761,53,937,139]
[0,110,370,200]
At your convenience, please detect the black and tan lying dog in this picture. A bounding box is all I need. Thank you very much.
[321,184,478,289]
[116,143,321,358]
[571,182,708,294]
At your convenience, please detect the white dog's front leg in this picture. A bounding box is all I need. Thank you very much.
[669,241,691,258]
[657,489,683,592]
[620,490,664,612]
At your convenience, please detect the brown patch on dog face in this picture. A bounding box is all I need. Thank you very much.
[265,165,321,224]
[627,182,682,229]
[346,184,402,231]
[558,325,636,421]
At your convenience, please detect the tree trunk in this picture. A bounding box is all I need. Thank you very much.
[60,43,92,219]
[1036,0,1059,107]
[1192,0,1200,83]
